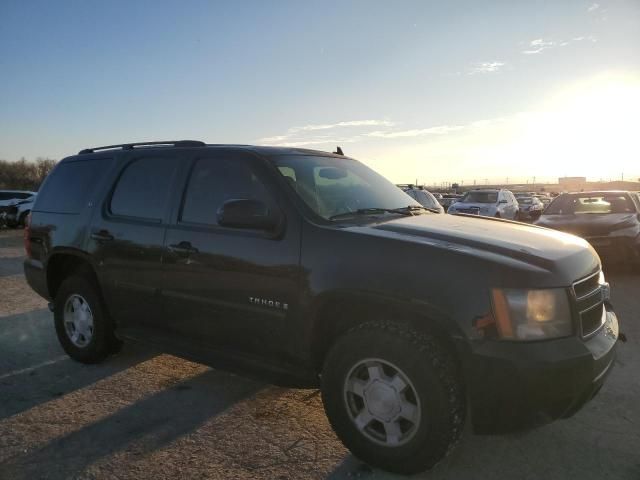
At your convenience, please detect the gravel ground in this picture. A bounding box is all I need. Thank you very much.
[0,228,638,479]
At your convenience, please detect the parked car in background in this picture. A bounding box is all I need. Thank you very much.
[448,189,519,219]
[0,190,37,227]
[535,191,640,268]
[439,193,462,210]
[534,194,552,207]
[398,185,444,213]
[516,196,544,221]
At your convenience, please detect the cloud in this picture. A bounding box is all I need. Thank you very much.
[258,119,395,146]
[587,3,600,12]
[267,137,363,148]
[259,118,471,147]
[289,119,395,133]
[366,125,465,138]
[521,36,595,55]
[468,61,505,75]
[522,38,555,55]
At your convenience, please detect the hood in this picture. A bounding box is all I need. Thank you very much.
[537,213,640,237]
[345,213,599,282]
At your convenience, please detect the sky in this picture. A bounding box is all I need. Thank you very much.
[1,0,639,185]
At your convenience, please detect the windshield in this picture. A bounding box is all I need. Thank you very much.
[0,192,20,200]
[544,194,635,215]
[519,197,533,204]
[272,155,419,220]
[461,191,498,203]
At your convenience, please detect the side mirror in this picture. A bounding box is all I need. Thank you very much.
[217,199,279,231]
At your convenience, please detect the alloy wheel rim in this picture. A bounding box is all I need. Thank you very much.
[63,294,94,348]
[343,358,421,447]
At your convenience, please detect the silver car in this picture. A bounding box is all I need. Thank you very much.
[399,185,445,213]
[447,189,519,219]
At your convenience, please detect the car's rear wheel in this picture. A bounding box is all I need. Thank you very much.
[54,275,118,364]
[321,321,465,474]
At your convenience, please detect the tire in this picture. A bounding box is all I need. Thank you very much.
[321,321,465,474]
[54,275,118,364]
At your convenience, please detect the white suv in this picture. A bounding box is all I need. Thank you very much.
[447,189,519,219]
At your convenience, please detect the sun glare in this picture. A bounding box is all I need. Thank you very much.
[368,72,640,184]
[522,73,640,180]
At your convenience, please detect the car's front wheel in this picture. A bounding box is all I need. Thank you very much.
[54,275,118,364]
[321,321,465,474]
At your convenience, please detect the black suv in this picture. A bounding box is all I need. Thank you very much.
[24,141,619,474]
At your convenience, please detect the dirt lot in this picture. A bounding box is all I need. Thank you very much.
[0,228,638,480]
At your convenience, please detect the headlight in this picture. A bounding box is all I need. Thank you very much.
[491,288,572,340]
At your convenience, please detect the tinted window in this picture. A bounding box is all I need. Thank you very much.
[110,156,178,221]
[462,191,498,203]
[0,192,24,200]
[180,157,274,226]
[35,160,110,214]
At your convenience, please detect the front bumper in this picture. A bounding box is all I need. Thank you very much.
[466,306,619,433]
[586,235,640,264]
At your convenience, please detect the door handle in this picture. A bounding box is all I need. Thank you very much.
[168,241,199,255]
[90,230,114,242]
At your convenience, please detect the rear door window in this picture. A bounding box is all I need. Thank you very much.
[34,159,110,214]
[110,156,179,222]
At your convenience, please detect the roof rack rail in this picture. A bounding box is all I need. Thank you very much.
[79,140,206,154]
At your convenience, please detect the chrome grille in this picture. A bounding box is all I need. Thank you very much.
[572,271,605,338]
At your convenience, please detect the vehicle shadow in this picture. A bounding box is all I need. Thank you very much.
[0,308,156,421]
[0,256,24,277]
[0,369,263,480]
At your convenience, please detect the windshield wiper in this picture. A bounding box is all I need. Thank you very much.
[329,205,437,221]
[329,207,414,221]
[394,205,441,214]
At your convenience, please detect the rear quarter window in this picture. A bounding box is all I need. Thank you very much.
[34,159,111,214]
